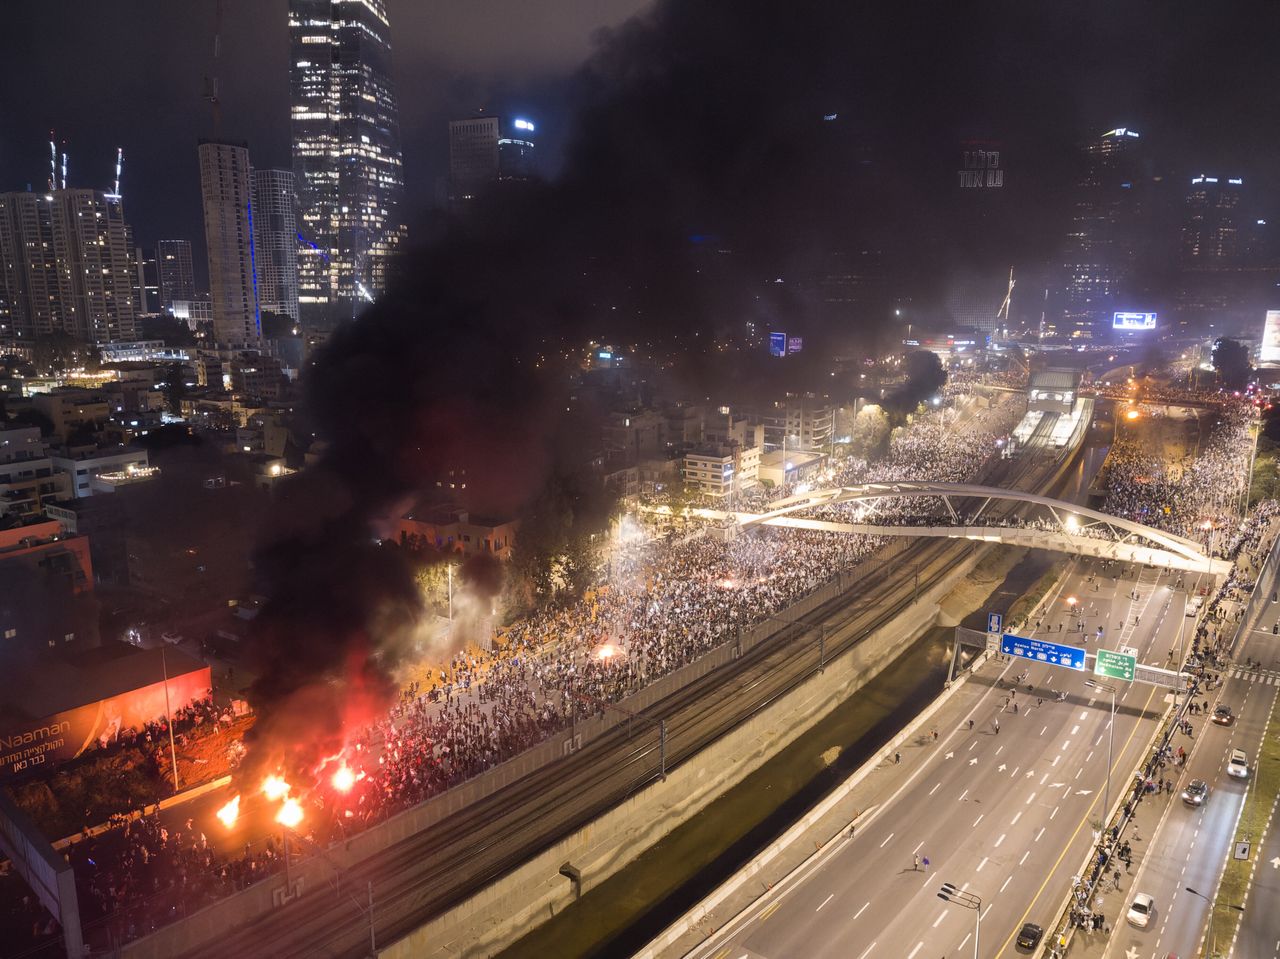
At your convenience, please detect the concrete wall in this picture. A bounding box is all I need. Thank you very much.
[382,543,988,958]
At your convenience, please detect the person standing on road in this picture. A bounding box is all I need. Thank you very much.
[913,853,920,871]
[994,719,1000,734]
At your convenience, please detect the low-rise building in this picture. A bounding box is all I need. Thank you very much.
[758,449,827,488]
[32,388,111,441]
[682,442,762,498]
[52,446,150,498]
[398,507,518,560]
[0,424,71,518]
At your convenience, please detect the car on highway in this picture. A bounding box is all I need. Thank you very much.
[1181,778,1209,806]
[1127,892,1155,928]
[161,631,184,645]
[1016,921,1044,949]
[1212,705,1235,726]
[1228,749,1250,779]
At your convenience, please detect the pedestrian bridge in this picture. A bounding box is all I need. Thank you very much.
[695,482,1228,575]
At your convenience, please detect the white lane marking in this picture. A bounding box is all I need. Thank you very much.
[1036,827,1046,841]
[929,782,941,796]
[1020,850,1030,864]
[913,840,925,854]
[1086,750,1093,763]
[973,814,984,827]
[1061,740,1072,750]
[1001,875,1012,892]
[853,902,869,920]
[1050,806,1059,820]
[1079,711,1088,719]
[817,893,835,911]
[959,789,969,802]
[1040,725,1048,736]
[976,856,989,872]
[856,943,877,959]
[995,833,1006,848]
[1011,811,1022,826]
[932,911,947,928]
[1071,724,1079,735]
[880,832,894,848]
[1026,792,1036,804]
[908,942,924,959]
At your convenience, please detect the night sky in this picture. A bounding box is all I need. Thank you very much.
[3,0,1279,280]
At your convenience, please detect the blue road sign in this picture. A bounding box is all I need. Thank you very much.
[1000,633,1086,670]
[987,612,1003,634]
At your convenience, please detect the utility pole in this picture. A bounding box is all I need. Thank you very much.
[160,644,180,792]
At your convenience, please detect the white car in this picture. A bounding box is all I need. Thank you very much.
[1127,892,1155,928]
[1227,749,1250,779]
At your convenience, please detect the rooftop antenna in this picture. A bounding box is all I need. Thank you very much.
[201,0,223,138]
[47,134,57,192]
[61,149,68,190]
[110,147,123,199]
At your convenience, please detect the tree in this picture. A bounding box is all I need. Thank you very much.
[1211,337,1250,389]
[848,403,890,459]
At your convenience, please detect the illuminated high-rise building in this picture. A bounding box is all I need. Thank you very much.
[198,139,260,344]
[448,115,537,207]
[0,187,140,343]
[156,239,196,313]
[1059,127,1145,338]
[252,169,300,324]
[289,0,406,329]
[1181,175,1243,264]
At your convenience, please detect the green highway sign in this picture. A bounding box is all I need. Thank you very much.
[1094,648,1136,683]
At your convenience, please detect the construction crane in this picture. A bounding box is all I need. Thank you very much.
[201,0,223,137]
[994,266,1015,335]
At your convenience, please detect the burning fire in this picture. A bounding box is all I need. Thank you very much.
[276,797,304,829]
[261,774,290,801]
[216,794,240,828]
[331,764,356,792]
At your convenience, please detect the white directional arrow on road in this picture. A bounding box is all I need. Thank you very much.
[1051,782,1066,788]
[1026,771,1035,778]
[1125,946,1139,959]
[1075,789,1093,796]
[1271,856,1280,868]
[997,763,1008,772]
[945,751,955,760]
[969,758,979,766]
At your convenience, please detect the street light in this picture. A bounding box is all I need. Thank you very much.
[1184,887,1244,958]
[1084,679,1116,824]
[937,882,982,959]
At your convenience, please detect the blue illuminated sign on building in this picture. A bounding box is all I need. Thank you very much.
[770,332,787,357]
[1112,312,1157,331]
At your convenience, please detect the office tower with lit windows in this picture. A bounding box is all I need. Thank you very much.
[198,139,260,344]
[289,0,406,329]
[0,186,140,343]
[1181,175,1244,265]
[156,239,196,313]
[252,169,300,324]
[448,115,537,206]
[1059,126,1145,338]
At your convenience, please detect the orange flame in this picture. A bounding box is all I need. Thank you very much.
[261,774,290,801]
[216,795,240,828]
[276,797,304,829]
[331,765,356,792]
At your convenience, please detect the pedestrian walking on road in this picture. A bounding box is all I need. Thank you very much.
[932,728,938,742]
[913,853,920,871]
[968,719,974,731]
[894,751,901,764]
[994,719,1000,735]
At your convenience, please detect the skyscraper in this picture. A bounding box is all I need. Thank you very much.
[448,115,537,206]
[134,246,158,315]
[0,187,140,342]
[198,139,260,344]
[252,169,300,325]
[1059,127,1145,338]
[156,239,196,313]
[1181,175,1243,264]
[289,0,406,329]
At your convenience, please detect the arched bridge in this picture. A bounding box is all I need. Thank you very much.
[695,482,1228,575]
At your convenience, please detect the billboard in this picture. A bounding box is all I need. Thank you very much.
[0,665,211,780]
[769,332,787,357]
[787,336,804,354]
[1112,312,1157,331]
[1261,310,1280,365]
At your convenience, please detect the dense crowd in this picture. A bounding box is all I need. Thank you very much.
[1099,401,1257,542]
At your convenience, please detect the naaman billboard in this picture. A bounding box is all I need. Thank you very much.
[1112,311,1157,331]
[1261,310,1280,365]
[0,666,211,780]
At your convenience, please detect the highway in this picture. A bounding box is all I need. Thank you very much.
[166,416,1067,958]
[1103,572,1280,959]
[684,558,1191,959]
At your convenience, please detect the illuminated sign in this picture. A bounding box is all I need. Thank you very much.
[597,351,612,360]
[770,332,787,357]
[1112,312,1157,331]
[513,118,535,132]
[1000,633,1086,670]
[1104,127,1141,138]
[787,336,804,354]
[1261,310,1280,365]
